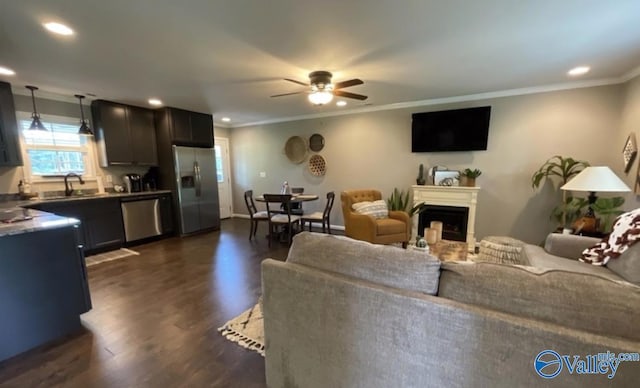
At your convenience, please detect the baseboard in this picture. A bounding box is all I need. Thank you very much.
[232,214,345,231]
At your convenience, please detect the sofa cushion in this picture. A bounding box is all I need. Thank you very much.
[352,200,388,219]
[286,232,440,295]
[524,245,623,282]
[439,260,640,341]
[607,242,640,285]
[376,218,406,235]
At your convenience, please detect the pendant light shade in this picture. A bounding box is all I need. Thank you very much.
[75,94,93,136]
[25,85,47,131]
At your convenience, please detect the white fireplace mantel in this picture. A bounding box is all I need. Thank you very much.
[412,185,480,251]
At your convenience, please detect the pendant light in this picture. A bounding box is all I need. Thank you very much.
[25,85,47,131]
[75,94,93,136]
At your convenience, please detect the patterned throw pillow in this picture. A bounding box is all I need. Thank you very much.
[352,200,389,219]
[581,208,640,265]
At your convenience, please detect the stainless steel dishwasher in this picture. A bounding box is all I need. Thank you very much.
[121,197,163,242]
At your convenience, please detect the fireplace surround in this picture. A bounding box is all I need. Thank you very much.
[412,185,480,251]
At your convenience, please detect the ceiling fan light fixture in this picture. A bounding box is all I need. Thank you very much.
[75,94,93,136]
[25,85,47,131]
[308,91,333,105]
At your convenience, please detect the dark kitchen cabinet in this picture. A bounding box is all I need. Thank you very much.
[92,100,158,166]
[0,81,23,167]
[155,107,214,148]
[28,198,125,254]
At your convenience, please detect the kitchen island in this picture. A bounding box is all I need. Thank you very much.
[0,207,92,362]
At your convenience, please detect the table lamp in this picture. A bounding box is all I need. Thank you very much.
[560,166,631,216]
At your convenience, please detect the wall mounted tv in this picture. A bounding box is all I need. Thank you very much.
[411,106,491,152]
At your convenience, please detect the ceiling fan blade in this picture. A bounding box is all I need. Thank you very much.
[333,79,364,90]
[270,91,304,98]
[333,90,368,100]
[284,78,308,86]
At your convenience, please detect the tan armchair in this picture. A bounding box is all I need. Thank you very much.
[341,189,411,247]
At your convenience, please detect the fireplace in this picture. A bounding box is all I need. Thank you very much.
[418,205,469,242]
[412,185,480,251]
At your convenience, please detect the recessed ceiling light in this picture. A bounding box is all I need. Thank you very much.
[0,66,15,76]
[568,66,590,76]
[148,98,163,106]
[336,100,347,107]
[43,22,74,36]
[221,117,231,122]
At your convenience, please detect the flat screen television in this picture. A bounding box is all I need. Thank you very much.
[411,106,491,152]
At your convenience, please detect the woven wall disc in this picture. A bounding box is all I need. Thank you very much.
[308,154,326,176]
[284,136,307,164]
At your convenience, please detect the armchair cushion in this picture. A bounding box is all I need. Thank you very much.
[352,200,388,219]
[376,218,406,235]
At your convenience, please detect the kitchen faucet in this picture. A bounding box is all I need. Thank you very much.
[64,173,85,196]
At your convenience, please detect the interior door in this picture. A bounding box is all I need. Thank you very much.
[195,147,220,230]
[173,146,200,235]
[214,137,232,219]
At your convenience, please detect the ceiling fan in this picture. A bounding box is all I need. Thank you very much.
[271,71,368,105]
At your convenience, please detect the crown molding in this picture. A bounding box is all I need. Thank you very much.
[232,76,626,128]
[620,65,640,83]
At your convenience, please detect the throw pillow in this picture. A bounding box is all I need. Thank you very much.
[581,208,640,266]
[352,200,388,219]
[475,236,529,265]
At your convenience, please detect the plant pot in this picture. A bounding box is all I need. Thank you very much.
[416,179,426,185]
[465,177,476,187]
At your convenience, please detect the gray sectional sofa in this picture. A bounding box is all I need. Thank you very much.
[262,232,640,387]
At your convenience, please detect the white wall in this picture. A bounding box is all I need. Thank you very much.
[230,84,625,244]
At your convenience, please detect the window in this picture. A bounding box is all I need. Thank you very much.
[19,113,96,180]
[214,144,224,183]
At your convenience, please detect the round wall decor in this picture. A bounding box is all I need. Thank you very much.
[284,136,307,164]
[308,154,326,176]
[309,133,325,152]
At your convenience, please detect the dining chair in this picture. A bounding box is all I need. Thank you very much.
[244,190,269,240]
[263,193,302,247]
[283,187,305,215]
[301,191,335,234]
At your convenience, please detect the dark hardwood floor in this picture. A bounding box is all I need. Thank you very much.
[0,218,293,388]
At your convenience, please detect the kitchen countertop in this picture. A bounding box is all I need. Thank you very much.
[0,207,80,237]
[0,190,172,237]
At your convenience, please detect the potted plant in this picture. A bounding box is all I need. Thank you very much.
[387,188,428,217]
[458,168,482,187]
[591,197,626,233]
[416,164,426,185]
[531,155,589,229]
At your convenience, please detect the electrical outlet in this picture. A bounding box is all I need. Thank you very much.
[259,172,266,178]
[105,175,113,183]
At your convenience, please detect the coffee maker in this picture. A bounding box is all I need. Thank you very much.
[122,173,142,193]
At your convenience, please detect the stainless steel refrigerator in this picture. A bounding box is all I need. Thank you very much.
[173,145,220,235]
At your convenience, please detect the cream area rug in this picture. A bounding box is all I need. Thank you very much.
[85,248,140,267]
[218,301,264,357]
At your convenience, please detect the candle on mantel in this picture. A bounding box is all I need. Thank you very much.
[425,228,438,245]
[430,221,443,241]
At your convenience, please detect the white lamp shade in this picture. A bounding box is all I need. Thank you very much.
[308,91,333,105]
[560,166,631,192]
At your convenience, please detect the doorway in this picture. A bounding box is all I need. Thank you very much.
[214,137,233,219]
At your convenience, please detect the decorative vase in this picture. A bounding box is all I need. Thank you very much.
[416,178,426,185]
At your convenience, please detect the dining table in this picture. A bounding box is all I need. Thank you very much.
[254,194,319,203]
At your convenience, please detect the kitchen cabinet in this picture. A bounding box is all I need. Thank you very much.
[0,81,23,167]
[155,107,214,148]
[28,197,125,254]
[91,100,158,166]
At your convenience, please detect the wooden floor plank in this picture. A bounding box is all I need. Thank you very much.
[0,218,293,387]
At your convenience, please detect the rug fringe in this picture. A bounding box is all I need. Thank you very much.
[218,326,265,356]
